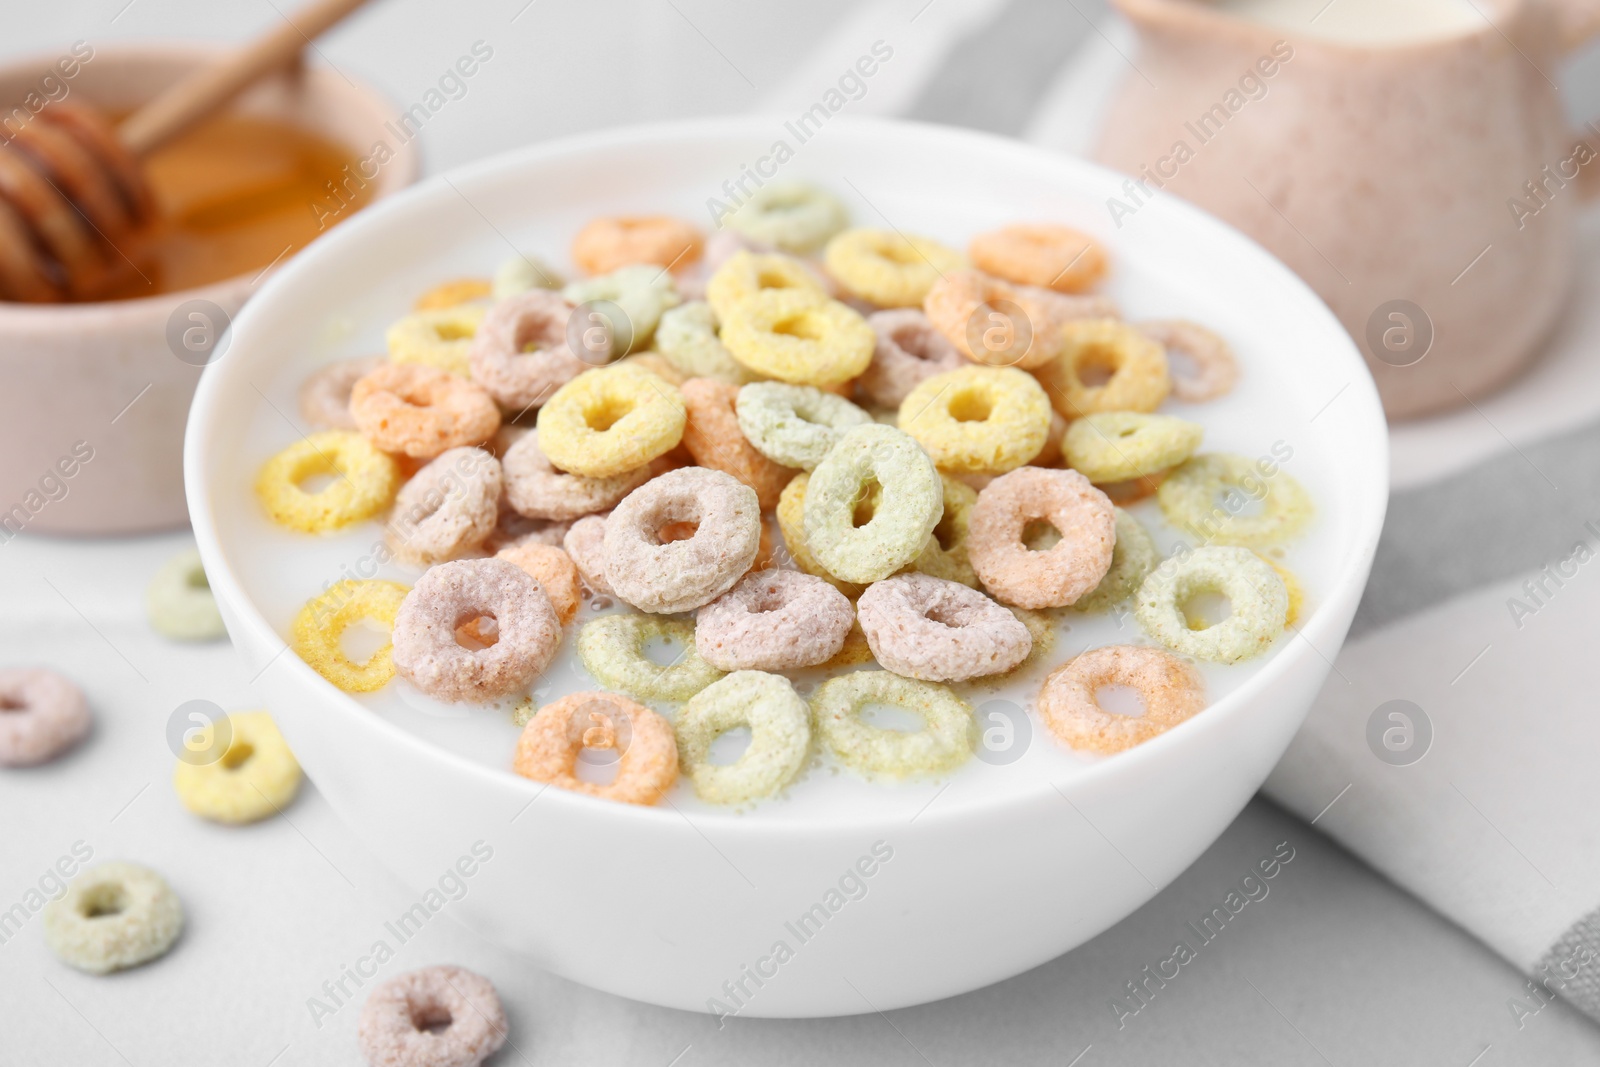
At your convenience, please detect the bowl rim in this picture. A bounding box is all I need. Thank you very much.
[185,114,1389,833]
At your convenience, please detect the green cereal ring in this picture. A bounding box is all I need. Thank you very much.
[493,252,563,298]
[1064,412,1204,484]
[1158,453,1313,546]
[562,264,682,350]
[146,548,225,641]
[735,381,873,470]
[535,365,687,478]
[725,182,848,253]
[654,301,754,384]
[1135,546,1288,663]
[1071,507,1158,613]
[823,228,965,308]
[811,670,974,779]
[386,305,486,376]
[803,424,943,584]
[577,614,724,702]
[719,291,875,387]
[675,670,810,804]
[44,862,183,975]
[898,365,1051,474]
[911,475,979,587]
[706,250,828,323]
[775,473,866,598]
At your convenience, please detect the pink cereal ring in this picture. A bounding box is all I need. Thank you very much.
[562,513,613,596]
[386,447,502,566]
[350,363,501,459]
[500,427,649,521]
[857,572,1032,681]
[298,355,384,430]
[468,289,591,412]
[357,965,507,1067]
[392,558,559,702]
[513,691,678,805]
[603,467,761,614]
[858,308,967,408]
[967,467,1115,608]
[695,568,855,671]
[0,667,90,766]
[1037,644,1206,755]
[571,215,703,276]
[1137,319,1240,403]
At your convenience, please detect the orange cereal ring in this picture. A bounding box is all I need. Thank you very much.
[1034,319,1170,419]
[497,542,582,624]
[1037,645,1205,755]
[414,277,493,310]
[967,467,1115,609]
[969,223,1109,294]
[679,378,795,510]
[513,691,677,805]
[1137,319,1239,403]
[350,363,501,459]
[923,269,1118,371]
[572,215,703,276]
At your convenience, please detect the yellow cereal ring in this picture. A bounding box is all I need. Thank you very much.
[719,292,874,387]
[898,366,1051,474]
[291,579,411,692]
[911,475,980,587]
[535,366,687,478]
[172,711,302,824]
[385,305,486,376]
[1035,319,1170,419]
[775,473,866,598]
[705,250,827,323]
[1063,412,1204,484]
[823,228,965,308]
[255,431,401,533]
[413,277,492,311]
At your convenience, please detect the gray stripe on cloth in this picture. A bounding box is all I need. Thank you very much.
[1536,907,1600,1024]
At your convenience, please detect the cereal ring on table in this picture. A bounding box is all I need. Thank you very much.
[968,223,1109,293]
[812,671,974,779]
[494,252,563,298]
[719,292,875,387]
[256,431,401,533]
[695,569,854,671]
[1071,507,1158,613]
[1158,453,1313,546]
[386,448,502,566]
[676,671,811,804]
[735,381,872,471]
[823,229,965,308]
[803,425,943,584]
[1139,319,1239,403]
[655,302,754,384]
[563,514,613,596]
[898,366,1051,474]
[604,467,761,613]
[858,572,1032,682]
[968,467,1115,608]
[393,559,560,702]
[577,614,724,701]
[145,548,226,641]
[535,366,686,478]
[1135,546,1288,663]
[573,215,703,276]
[1038,645,1205,755]
[513,691,677,804]
[725,181,849,253]
[172,711,302,824]
[923,270,1116,371]
[774,473,866,598]
[910,475,980,587]
[561,264,682,350]
[43,862,183,975]
[385,304,486,376]
[497,542,582,624]
[680,378,794,509]
[298,356,384,430]
[858,308,966,407]
[358,965,507,1067]
[350,364,501,459]
[501,428,649,521]
[1063,412,1204,484]
[705,250,828,322]
[292,580,411,692]
[414,277,492,311]
[0,667,89,766]
[468,289,590,413]
[1036,319,1170,418]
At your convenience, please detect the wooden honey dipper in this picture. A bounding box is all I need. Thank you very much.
[0,0,374,304]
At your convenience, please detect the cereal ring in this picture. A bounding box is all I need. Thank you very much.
[1071,507,1158,613]
[735,381,872,471]
[513,691,677,804]
[803,424,944,584]
[146,548,226,641]
[298,356,384,430]
[823,229,964,308]
[923,270,1116,371]
[468,289,590,413]
[1135,546,1289,663]
[577,614,724,701]
[1035,319,1170,418]
[386,447,502,566]
[1038,645,1206,755]
[358,965,507,1067]
[774,473,866,598]
[898,366,1051,474]
[385,305,487,376]
[573,215,702,276]
[676,671,811,804]
[292,580,411,692]
[501,428,649,521]
[535,367,686,478]
[910,475,980,587]
[1157,453,1313,546]
[43,862,183,975]
[1261,553,1306,628]
[392,559,560,702]
[171,711,302,824]
[603,467,761,613]
[811,671,973,779]
[695,569,854,671]
[967,467,1115,608]
[1063,412,1204,484]
[680,378,794,509]
[494,252,563,298]
[256,430,401,533]
[563,514,613,596]
[725,182,849,253]
[497,542,582,624]
[858,572,1031,681]
[655,301,754,384]
[350,364,501,459]
[414,277,492,311]
[968,223,1109,293]
[705,250,828,322]
[561,264,682,350]
[1139,319,1239,403]
[719,292,875,387]
[0,667,89,766]
[858,308,966,407]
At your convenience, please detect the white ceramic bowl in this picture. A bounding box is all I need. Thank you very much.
[185,117,1387,1017]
